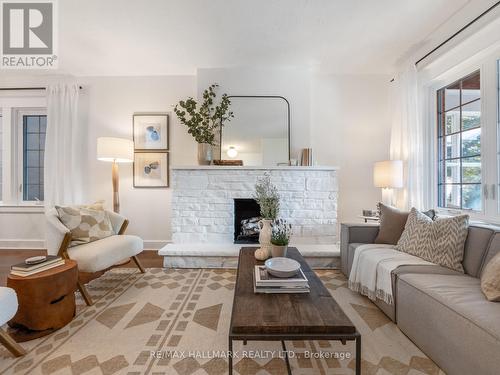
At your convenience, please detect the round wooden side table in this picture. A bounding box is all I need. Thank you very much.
[7,260,78,342]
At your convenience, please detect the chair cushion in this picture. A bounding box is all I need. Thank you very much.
[0,287,18,325]
[56,205,115,247]
[67,235,143,273]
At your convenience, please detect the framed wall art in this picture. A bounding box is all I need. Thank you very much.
[133,152,169,188]
[133,113,169,150]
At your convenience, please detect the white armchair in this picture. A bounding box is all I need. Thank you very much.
[46,208,144,306]
[0,287,25,357]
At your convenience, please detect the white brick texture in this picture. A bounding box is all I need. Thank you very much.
[171,168,338,244]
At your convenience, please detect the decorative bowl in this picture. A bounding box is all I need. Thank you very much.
[264,257,301,278]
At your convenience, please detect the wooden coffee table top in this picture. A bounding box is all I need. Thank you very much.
[229,247,356,336]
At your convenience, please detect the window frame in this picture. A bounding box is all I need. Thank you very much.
[15,109,46,205]
[422,47,500,223]
[436,70,482,211]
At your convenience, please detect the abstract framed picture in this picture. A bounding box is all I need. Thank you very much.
[133,114,169,150]
[133,152,169,188]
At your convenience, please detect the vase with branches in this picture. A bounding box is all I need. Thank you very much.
[174,83,234,164]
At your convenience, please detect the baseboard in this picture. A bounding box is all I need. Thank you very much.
[0,239,45,249]
[0,239,171,250]
[143,240,172,250]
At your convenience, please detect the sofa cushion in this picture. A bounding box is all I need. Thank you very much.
[0,287,18,325]
[464,225,497,277]
[397,273,500,375]
[396,209,469,272]
[56,205,115,247]
[481,252,500,302]
[67,235,143,273]
[399,273,500,340]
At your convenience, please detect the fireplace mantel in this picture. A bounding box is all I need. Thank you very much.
[160,165,340,268]
[171,165,339,171]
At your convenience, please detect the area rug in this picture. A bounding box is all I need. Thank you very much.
[0,268,444,375]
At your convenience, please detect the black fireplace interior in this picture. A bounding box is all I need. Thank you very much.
[234,198,261,244]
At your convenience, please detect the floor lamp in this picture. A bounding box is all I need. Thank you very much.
[97,137,134,213]
[373,160,403,206]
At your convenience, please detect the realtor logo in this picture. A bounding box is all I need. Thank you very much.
[1,0,57,69]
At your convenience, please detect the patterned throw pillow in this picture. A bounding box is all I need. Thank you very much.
[396,208,469,272]
[56,205,115,247]
[481,252,500,302]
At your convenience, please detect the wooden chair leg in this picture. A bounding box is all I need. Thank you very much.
[132,256,146,273]
[77,281,93,306]
[0,328,25,357]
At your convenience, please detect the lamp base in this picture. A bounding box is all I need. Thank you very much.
[381,188,395,207]
[112,162,120,213]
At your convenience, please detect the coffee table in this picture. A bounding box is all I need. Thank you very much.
[229,247,360,375]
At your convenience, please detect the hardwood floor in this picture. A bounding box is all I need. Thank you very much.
[0,250,164,287]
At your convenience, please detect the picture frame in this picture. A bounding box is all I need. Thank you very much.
[133,152,169,188]
[133,113,169,150]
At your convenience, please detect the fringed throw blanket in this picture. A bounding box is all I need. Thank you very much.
[348,244,433,304]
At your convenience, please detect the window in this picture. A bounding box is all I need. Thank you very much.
[437,71,481,211]
[22,114,46,201]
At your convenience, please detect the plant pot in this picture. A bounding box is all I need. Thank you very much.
[198,143,213,165]
[258,219,272,258]
[271,245,288,258]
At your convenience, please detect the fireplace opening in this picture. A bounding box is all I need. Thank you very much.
[234,198,261,244]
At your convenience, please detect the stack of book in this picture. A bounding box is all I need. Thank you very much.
[254,265,309,293]
[10,256,65,277]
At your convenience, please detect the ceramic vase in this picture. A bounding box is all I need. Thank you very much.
[271,245,288,258]
[198,143,213,165]
[258,219,273,258]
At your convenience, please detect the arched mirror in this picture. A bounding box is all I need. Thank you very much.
[220,96,290,166]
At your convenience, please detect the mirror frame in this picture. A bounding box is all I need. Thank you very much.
[219,95,291,162]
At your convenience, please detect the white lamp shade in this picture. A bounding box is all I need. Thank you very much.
[97,137,134,163]
[373,160,403,188]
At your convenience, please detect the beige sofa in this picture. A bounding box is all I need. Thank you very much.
[341,222,500,375]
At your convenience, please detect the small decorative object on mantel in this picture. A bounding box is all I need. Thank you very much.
[213,159,243,166]
[270,219,292,257]
[253,173,280,260]
[174,84,234,165]
[300,148,313,166]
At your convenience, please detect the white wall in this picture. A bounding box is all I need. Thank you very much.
[197,67,311,158]
[79,76,197,249]
[311,74,392,222]
[0,72,391,248]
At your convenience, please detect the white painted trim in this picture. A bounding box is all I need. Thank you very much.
[0,205,44,213]
[143,240,171,250]
[0,239,172,250]
[171,165,339,171]
[0,239,45,249]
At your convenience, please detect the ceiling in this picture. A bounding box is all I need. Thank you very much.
[56,0,490,76]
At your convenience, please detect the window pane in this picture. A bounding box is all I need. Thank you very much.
[462,72,480,104]
[26,116,39,133]
[445,184,461,208]
[462,100,481,130]
[462,184,481,210]
[444,82,460,110]
[445,160,460,184]
[23,115,46,201]
[445,134,460,159]
[445,109,460,134]
[462,128,481,157]
[462,156,481,183]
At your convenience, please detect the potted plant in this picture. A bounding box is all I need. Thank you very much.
[270,219,292,257]
[174,84,234,165]
[253,173,280,260]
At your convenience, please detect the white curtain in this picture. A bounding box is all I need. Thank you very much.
[44,82,83,208]
[390,65,432,210]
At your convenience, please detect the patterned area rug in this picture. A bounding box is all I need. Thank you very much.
[0,268,444,375]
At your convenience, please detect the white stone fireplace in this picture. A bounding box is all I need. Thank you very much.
[159,166,340,268]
